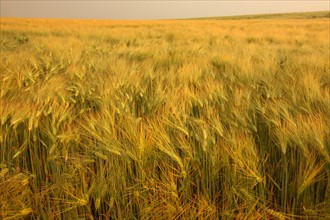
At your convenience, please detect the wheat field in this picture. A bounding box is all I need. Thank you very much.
[1,13,330,219]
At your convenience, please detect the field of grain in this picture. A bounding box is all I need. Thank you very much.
[1,14,330,219]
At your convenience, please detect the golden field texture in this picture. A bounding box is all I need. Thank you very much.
[1,15,330,219]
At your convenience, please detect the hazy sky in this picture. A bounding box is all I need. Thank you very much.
[1,1,329,20]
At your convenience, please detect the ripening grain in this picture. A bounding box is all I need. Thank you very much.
[1,14,329,219]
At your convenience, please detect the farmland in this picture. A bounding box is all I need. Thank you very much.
[1,12,330,219]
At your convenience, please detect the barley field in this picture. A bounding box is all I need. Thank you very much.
[1,12,330,219]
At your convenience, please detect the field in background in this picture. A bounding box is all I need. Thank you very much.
[1,12,330,219]
[193,10,330,20]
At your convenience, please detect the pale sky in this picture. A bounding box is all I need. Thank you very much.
[1,1,329,20]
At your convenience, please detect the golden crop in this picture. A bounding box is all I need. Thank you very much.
[1,14,329,219]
